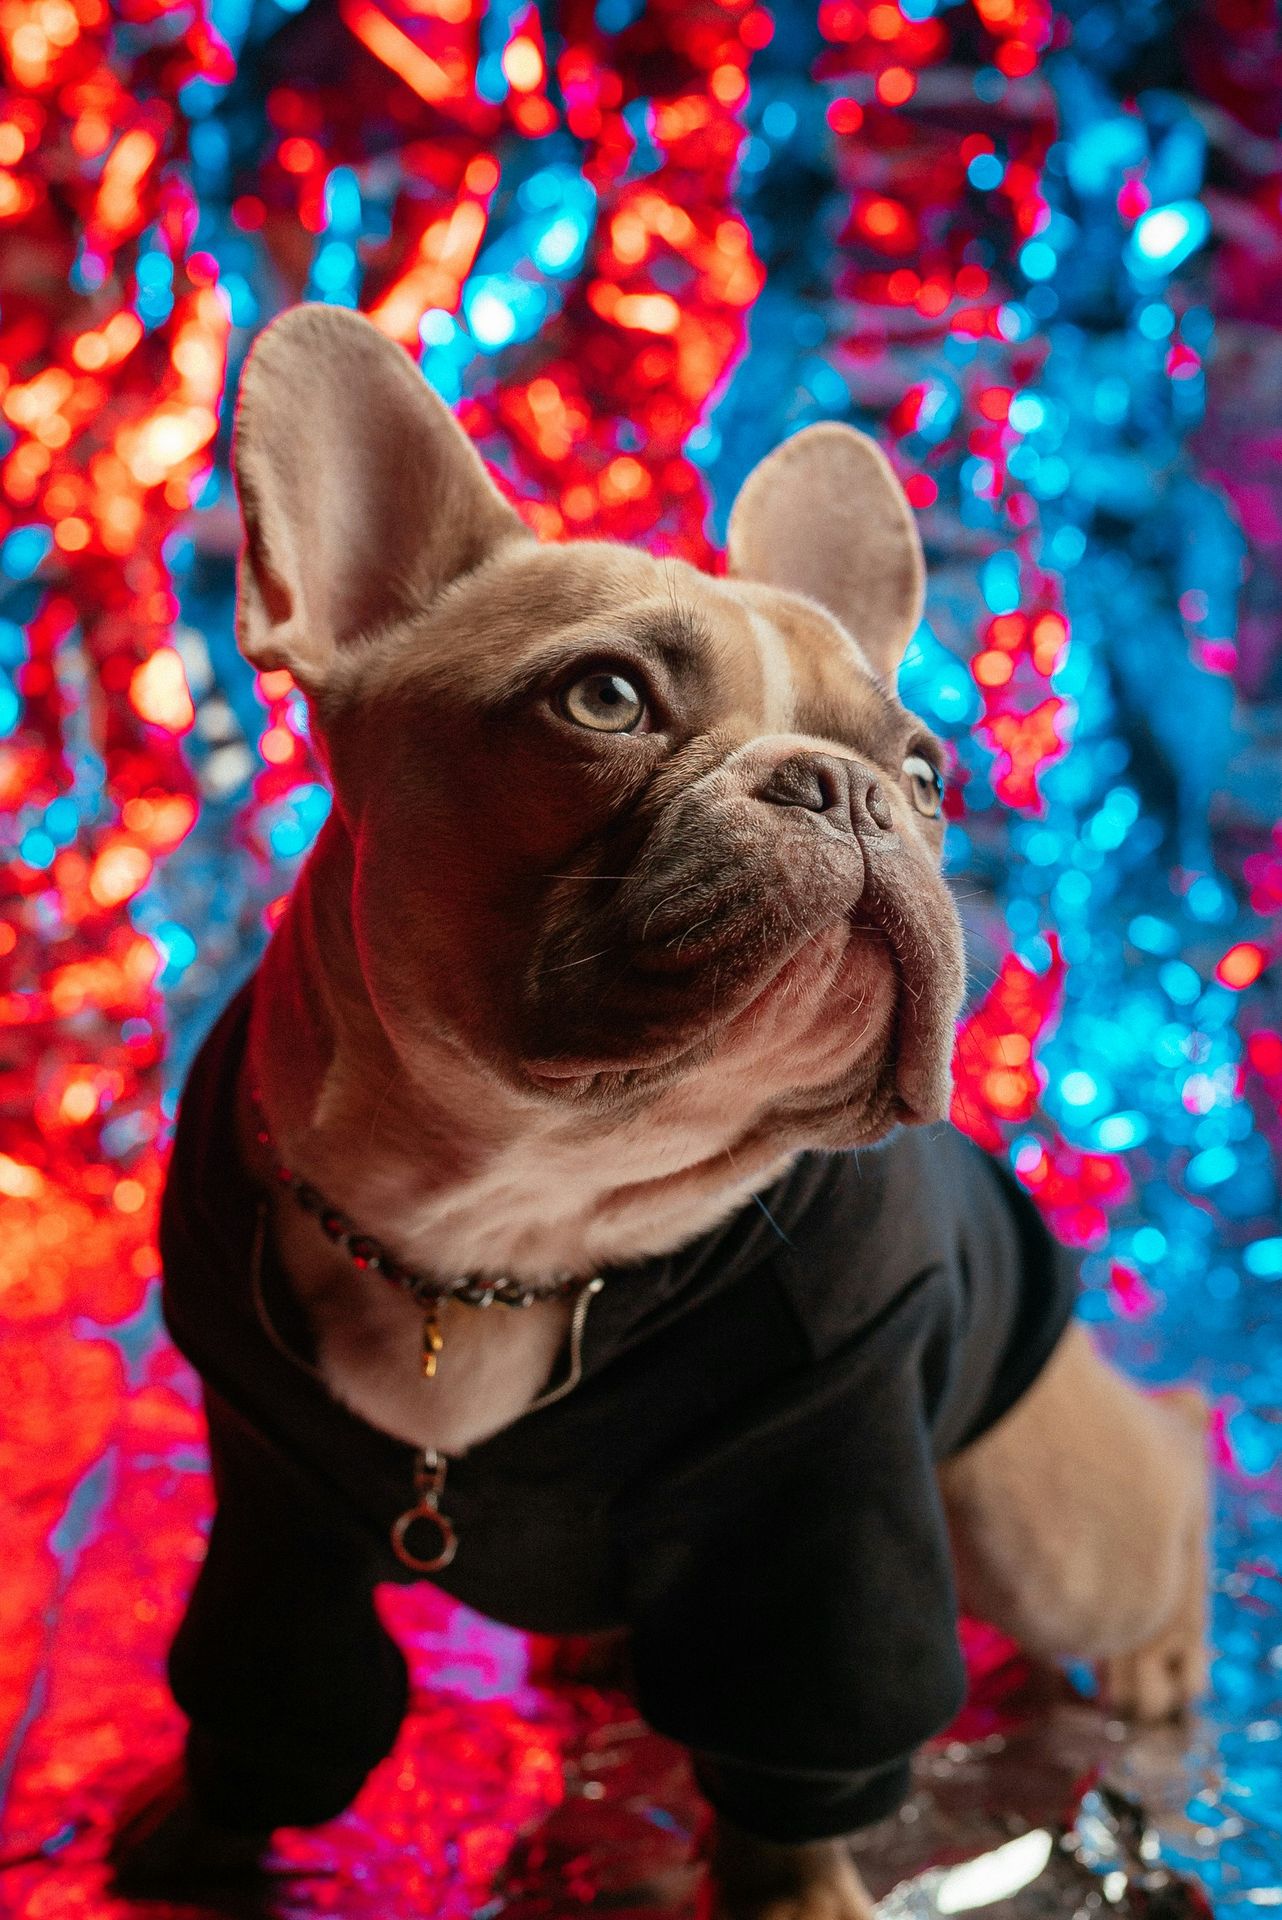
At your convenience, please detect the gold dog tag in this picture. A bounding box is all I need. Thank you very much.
[421,1308,444,1378]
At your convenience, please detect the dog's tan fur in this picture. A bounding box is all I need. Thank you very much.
[230,308,960,1460]
[136,307,1209,1919]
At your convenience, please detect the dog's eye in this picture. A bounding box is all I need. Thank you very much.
[903,753,944,818]
[560,670,647,734]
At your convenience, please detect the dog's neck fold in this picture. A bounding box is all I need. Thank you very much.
[247,817,801,1287]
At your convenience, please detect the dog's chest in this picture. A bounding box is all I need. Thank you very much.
[262,1106,795,1456]
[271,1186,578,1454]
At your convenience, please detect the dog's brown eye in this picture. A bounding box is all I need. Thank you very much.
[903,753,944,817]
[560,671,646,734]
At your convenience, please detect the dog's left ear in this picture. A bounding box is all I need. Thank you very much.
[232,304,532,689]
[726,423,924,684]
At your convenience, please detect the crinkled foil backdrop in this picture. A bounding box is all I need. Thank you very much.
[0,0,1279,1912]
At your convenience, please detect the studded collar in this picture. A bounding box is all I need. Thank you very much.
[248,1083,592,1314]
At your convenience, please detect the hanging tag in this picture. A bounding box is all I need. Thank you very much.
[421,1307,445,1378]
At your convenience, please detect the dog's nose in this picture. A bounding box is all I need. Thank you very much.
[757,752,892,836]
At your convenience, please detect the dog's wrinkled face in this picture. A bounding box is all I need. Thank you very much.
[232,306,965,1154]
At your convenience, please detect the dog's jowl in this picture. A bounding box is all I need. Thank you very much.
[111,306,1210,1920]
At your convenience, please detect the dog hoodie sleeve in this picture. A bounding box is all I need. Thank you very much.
[616,1280,968,1845]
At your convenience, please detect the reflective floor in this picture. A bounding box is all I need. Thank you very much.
[0,1293,1273,1919]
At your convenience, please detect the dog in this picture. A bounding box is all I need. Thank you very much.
[110,304,1210,1919]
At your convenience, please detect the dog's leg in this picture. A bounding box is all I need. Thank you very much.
[528,1627,634,1688]
[711,1819,877,1920]
[109,1756,274,1894]
[1095,1383,1210,1721]
[110,1390,409,1894]
[939,1322,1210,1721]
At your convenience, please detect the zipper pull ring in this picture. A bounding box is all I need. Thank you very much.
[392,1447,458,1572]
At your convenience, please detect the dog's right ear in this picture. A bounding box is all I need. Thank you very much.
[232,305,531,689]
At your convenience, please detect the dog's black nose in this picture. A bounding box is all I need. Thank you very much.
[758,752,892,836]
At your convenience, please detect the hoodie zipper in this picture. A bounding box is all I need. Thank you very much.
[250,1202,607,1570]
[392,1274,604,1570]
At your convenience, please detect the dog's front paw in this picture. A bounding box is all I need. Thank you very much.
[108,1760,273,1896]
[715,1886,876,1920]
[710,1821,877,1920]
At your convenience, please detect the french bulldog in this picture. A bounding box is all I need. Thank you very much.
[111,305,1209,1919]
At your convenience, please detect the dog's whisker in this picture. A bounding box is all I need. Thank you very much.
[541,947,615,975]
[670,910,720,958]
[639,879,703,944]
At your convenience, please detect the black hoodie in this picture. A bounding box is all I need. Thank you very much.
[159,980,1079,1843]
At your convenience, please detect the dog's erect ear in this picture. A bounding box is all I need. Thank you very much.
[726,423,925,684]
[232,304,531,687]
